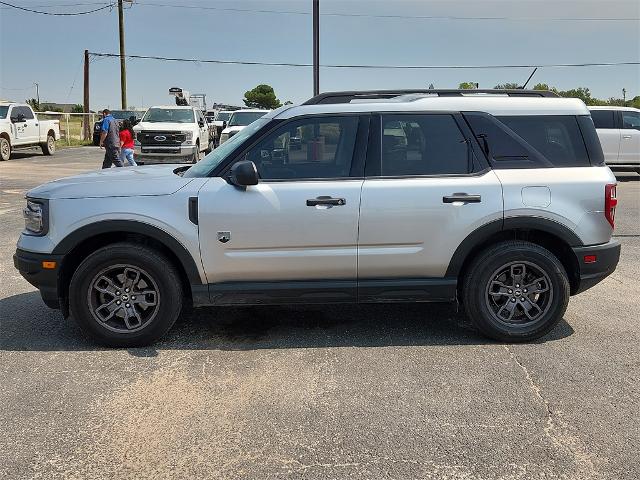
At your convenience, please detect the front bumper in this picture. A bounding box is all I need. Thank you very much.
[134,144,198,164]
[13,248,64,309]
[571,239,621,294]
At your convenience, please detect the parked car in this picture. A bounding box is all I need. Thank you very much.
[0,103,60,160]
[209,110,234,146]
[588,106,640,173]
[92,110,143,146]
[133,105,212,164]
[14,89,620,347]
[218,109,269,145]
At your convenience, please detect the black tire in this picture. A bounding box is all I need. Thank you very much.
[462,240,569,342]
[41,134,55,155]
[69,243,183,347]
[0,137,10,161]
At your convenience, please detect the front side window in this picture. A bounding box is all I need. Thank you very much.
[183,118,271,178]
[16,106,34,120]
[497,115,590,167]
[380,114,470,176]
[590,110,615,129]
[622,111,640,130]
[243,116,359,180]
[142,108,194,124]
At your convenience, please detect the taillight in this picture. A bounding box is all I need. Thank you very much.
[604,183,618,229]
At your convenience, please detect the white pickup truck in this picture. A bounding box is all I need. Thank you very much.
[133,105,213,164]
[0,103,61,161]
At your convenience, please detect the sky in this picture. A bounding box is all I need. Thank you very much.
[1,0,639,110]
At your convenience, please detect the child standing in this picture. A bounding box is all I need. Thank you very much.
[119,119,137,167]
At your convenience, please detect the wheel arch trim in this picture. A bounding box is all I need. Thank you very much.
[446,216,584,277]
[52,219,204,285]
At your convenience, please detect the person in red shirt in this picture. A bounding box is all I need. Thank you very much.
[119,119,137,166]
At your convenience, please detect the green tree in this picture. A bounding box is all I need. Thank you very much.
[494,83,521,89]
[71,104,84,113]
[458,82,478,90]
[26,98,40,111]
[243,84,282,109]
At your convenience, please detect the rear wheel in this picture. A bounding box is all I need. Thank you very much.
[0,137,10,161]
[41,134,55,155]
[69,243,183,347]
[462,241,570,342]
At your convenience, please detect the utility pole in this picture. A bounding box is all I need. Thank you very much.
[118,0,127,109]
[34,83,39,105]
[312,0,319,96]
[623,88,627,102]
[83,49,90,140]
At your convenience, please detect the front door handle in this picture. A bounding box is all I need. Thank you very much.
[443,193,482,204]
[622,135,632,139]
[306,196,346,206]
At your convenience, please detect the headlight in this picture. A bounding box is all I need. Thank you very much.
[23,199,48,235]
[183,131,193,143]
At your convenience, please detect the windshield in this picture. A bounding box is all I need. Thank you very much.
[183,118,270,178]
[228,111,267,127]
[142,108,194,123]
[111,110,138,120]
[0,106,8,119]
[215,112,231,122]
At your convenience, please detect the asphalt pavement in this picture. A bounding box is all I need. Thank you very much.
[1,147,639,479]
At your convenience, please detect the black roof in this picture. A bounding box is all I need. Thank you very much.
[303,89,559,105]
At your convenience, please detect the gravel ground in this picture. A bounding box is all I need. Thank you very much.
[1,147,638,480]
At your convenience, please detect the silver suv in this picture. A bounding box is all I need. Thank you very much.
[14,89,621,347]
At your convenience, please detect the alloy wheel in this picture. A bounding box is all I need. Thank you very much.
[484,261,553,326]
[87,264,160,333]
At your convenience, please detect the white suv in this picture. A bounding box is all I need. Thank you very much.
[588,106,640,173]
[14,89,620,347]
[218,109,269,144]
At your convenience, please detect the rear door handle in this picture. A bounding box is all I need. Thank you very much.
[306,196,346,206]
[443,193,482,204]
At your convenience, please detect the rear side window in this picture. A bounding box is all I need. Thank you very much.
[590,110,615,129]
[497,115,590,167]
[622,111,640,130]
[380,114,470,176]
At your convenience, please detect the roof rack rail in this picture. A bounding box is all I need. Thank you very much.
[303,89,560,105]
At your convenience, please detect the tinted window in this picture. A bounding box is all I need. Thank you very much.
[465,113,533,164]
[229,111,267,127]
[380,114,470,175]
[577,115,605,166]
[590,110,615,129]
[622,111,640,130]
[498,115,590,167]
[14,106,34,120]
[244,116,359,180]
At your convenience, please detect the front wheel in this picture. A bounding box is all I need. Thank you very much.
[69,243,183,347]
[0,137,10,161]
[41,134,55,155]
[462,241,570,342]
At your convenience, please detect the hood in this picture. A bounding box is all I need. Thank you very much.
[135,121,196,132]
[222,125,245,134]
[27,165,195,200]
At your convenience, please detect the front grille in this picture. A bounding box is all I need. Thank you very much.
[137,131,186,146]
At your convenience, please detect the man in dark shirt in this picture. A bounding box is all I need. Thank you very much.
[99,109,123,169]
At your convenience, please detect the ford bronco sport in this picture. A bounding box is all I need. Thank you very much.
[14,89,621,347]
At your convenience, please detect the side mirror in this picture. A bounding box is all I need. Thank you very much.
[222,121,227,129]
[11,114,25,123]
[228,160,259,188]
[198,120,205,127]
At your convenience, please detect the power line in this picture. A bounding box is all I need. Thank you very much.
[0,1,113,15]
[134,2,640,22]
[88,53,640,70]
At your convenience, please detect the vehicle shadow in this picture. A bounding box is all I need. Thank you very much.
[0,291,574,353]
